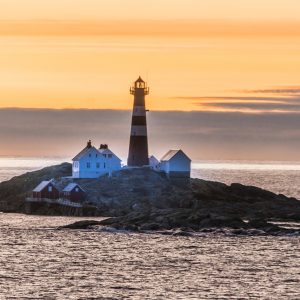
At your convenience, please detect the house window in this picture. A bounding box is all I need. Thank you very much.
[96,154,98,158]
[108,154,112,158]
[48,186,52,192]
[96,162,100,168]
[103,154,107,158]
[75,188,79,192]
[89,154,91,157]
[87,162,91,168]
[104,162,106,169]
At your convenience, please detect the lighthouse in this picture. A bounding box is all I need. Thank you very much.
[127,76,149,167]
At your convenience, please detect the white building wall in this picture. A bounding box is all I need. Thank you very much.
[159,161,170,174]
[160,151,191,178]
[72,147,121,178]
[72,161,80,178]
[168,152,191,172]
[149,156,160,170]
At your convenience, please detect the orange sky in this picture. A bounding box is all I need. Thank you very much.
[0,0,300,112]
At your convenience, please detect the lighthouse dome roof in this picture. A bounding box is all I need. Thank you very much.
[135,76,145,83]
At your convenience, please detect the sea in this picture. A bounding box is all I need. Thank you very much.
[0,157,300,299]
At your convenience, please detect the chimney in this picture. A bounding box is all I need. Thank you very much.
[100,144,108,149]
[87,140,92,148]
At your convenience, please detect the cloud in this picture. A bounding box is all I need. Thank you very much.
[197,101,300,112]
[174,86,300,113]
[243,87,300,94]
[174,97,300,113]
[0,108,299,161]
[174,96,289,102]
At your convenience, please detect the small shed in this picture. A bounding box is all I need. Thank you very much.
[149,155,160,171]
[32,180,60,199]
[62,183,86,203]
[160,150,191,178]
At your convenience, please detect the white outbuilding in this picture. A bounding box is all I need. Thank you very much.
[160,150,191,178]
[149,155,160,171]
[72,140,122,178]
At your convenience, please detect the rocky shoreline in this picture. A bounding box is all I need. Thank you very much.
[58,211,300,236]
[1,163,300,235]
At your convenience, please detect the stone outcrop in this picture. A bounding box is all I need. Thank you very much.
[1,164,300,235]
[0,163,72,212]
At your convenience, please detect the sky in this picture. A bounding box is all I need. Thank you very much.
[0,0,299,160]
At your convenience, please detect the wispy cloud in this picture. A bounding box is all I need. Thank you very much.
[174,96,288,102]
[196,101,300,112]
[243,87,300,95]
[173,86,300,113]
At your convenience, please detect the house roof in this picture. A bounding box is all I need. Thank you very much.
[72,146,98,161]
[33,180,53,192]
[63,183,85,193]
[149,155,159,163]
[73,141,122,162]
[161,150,191,162]
[98,148,121,161]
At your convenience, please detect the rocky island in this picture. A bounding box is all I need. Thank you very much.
[0,163,300,235]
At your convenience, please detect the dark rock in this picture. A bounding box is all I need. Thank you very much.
[231,229,248,235]
[123,224,139,231]
[248,219,280,232]
[1,165,300,231]
[172,230,193,237]
[199,216,247,229]
[139,223,161,231]
[58,220,102,229]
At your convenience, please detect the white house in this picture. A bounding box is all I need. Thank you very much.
[160,150,191,178]
[72,140,122,178]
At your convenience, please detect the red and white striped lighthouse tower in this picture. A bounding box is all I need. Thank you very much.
[127,76,149,167]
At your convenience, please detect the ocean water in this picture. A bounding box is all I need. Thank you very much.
[0,158,300,299]
[192,160,300,200]
[0,157,64,183]
[0,214,299,299]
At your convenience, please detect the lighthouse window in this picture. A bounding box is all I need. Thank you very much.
[87,162,91,168]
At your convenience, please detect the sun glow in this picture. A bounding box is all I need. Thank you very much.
[0,1,300,113]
